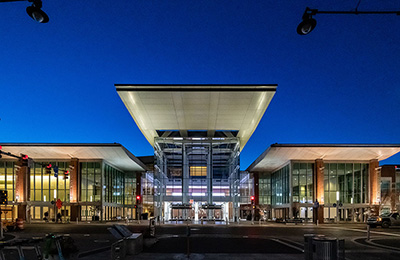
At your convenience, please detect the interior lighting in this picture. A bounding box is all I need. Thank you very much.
[297,6,400,35]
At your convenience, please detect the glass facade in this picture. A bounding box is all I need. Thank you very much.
[81,162,101,203]
[0,161,15,201]
[103,163,124,204]
[258,173,271,205]
[154,137,240,221]
[292,163,313,204]
[239,171,253,204]
[30,161,71,203]
[0,157,141,222]
[323,163,369,204]
[272,165,290,205]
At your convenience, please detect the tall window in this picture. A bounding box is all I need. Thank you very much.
[0,162,16,201]
[103,164,124,204]
[272,165,290,205]
[292,163,313,203]
[324,163,369,204]
[259,173,271,204]
[30,161,70,203]
[81,162,101,202]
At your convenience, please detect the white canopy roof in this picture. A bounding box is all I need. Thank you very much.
[0,143,147,172]
[116,84,277,150]
[248,144,400,172]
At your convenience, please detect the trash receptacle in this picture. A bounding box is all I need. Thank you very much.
[304,234,325,260]
[111,239,126,260]
[125,233,143,255]
[312,236,338,260]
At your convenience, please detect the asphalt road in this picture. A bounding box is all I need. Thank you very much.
[2,222,400,260]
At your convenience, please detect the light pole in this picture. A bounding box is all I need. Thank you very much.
[336,191,340,223]
[297,6,400,35]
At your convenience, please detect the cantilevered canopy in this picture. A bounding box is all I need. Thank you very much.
[248,144,400,172]
[116,84,277,150]
[0,143,147,172]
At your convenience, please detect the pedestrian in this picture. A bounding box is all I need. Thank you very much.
[44,212,49,222]
[57,213,62,223]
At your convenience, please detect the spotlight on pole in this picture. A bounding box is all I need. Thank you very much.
[297,8,317,35]
[26,0,49,23]
[297,6,400,35]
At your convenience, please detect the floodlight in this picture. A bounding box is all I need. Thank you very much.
[26,0,49,23]
[297,6,400,35]
[297,17,317,35]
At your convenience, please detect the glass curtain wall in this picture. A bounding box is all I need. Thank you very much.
[80,162,102,221]
[323,163,369,204]
[271,165,290,205]
[258,173,271,205]
[30,161,70,221]
[0,161,17,220]
[239,171,253,204]
[141,172,153,216]
[0,161,15,201]
[101,163,126,221]
[154,137,240,221]
[292,163,313,204]
[124,172,137,219]
[323,163,369,222]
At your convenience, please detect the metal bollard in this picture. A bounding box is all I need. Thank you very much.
[312,237,338,260]
[337,239,345,260]
[304,234,325,260]
[367,225,371,241]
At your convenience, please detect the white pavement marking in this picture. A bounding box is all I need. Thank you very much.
[271,238,304,252]
[320,226,400,237]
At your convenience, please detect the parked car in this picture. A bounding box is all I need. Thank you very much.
[367,212,400,228]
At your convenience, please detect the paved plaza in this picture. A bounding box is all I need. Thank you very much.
[1,221,400,259]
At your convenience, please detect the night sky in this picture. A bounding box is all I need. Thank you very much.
[0,0,399,169]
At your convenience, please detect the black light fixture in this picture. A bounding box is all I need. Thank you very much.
[26,0,49,23]
[297,8,317,35]
[0,0,49,23]
[297,5,400,35]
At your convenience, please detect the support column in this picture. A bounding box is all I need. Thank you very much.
[369,159,380,207]
[182,144,189,213]
[254,173,259,205]
[161,155,168,221]
[136,172,142,219]
[314,159,324,224]
[15,158,30,220]
[69,158,80,221]
[207,146,213,219]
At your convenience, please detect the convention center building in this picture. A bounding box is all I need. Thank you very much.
[0,85,399,223]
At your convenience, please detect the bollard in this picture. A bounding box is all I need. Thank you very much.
[304,234,325,260]
[337,239,345,260]
[312,236,338,260]
[186,225,191,257]
[367,225,370,241]
[76,219,78,225]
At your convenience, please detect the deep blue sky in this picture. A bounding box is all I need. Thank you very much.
[0,0,399,169]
